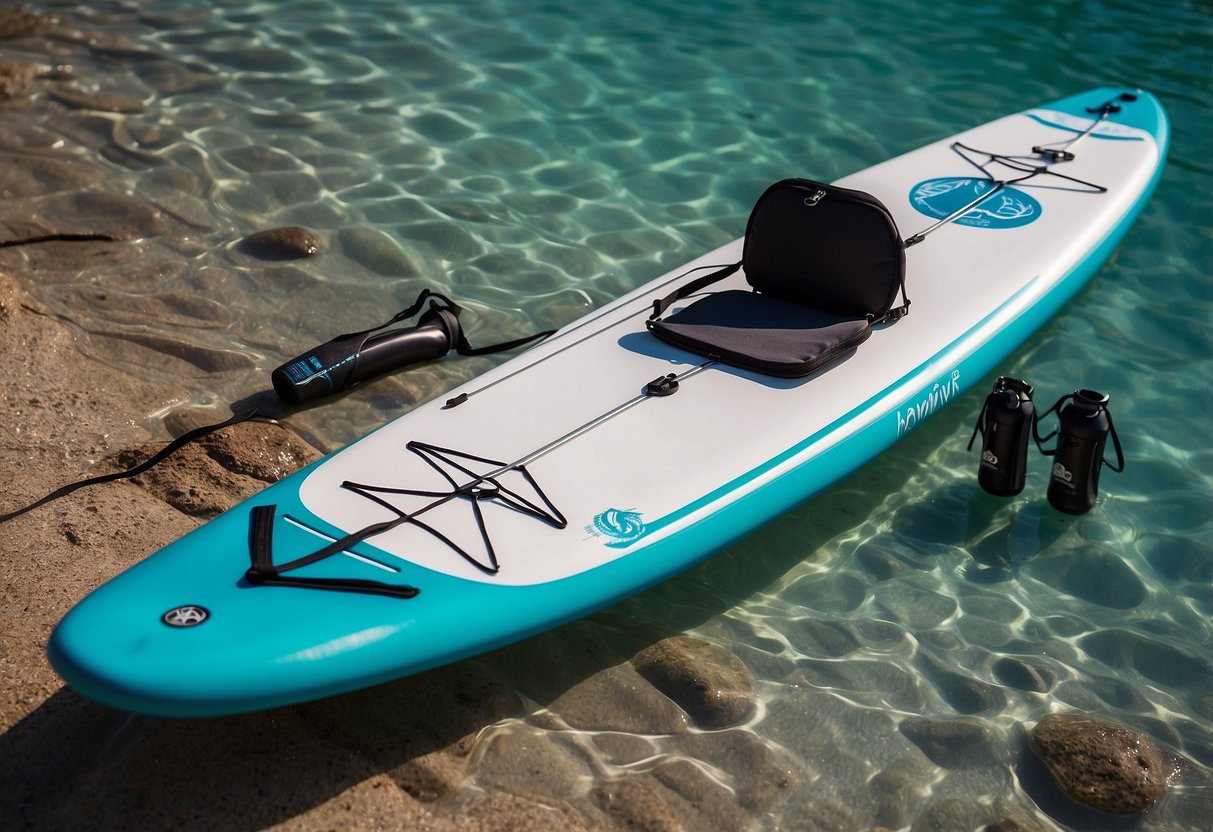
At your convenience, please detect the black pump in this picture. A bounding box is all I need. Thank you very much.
[273,303,462,405]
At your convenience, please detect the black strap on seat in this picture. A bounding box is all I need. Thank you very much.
[649,261,742,321]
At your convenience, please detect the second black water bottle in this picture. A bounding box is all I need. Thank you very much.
[1035,389,1125,514]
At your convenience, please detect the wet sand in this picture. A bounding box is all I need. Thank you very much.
[0,264,658,831]
[0,268,521,830]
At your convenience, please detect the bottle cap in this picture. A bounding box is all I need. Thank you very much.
[1073,389,1110,413]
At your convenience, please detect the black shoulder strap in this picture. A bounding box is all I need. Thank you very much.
[647,257,909,325]
[874,279,911,324]
[398,288,556,357]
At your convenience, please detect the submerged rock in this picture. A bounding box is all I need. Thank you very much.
[993,656,1058,693]
[1028,712,1167,815]
[631,636,754,728]
[911,797,984,832]
[48,85,146,114]
[0,6,57,38]
[335,226,419,276]
[984,816,1048,832]
[0,59,38,99]
[547,664,691,734]
[239,226,323,260]
[900,716,999,769]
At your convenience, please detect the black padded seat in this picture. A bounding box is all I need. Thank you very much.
[646,178,909,379]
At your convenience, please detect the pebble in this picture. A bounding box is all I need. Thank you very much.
[0,6,56,38]
[591,776,686,832]
[916,651,1007,715]
[983,816,1048,832]
[468,728,588,800]
[1026,548,1147,609]
[547,664,690,734]
[910,798,984,832]
[992,656,1057,693]
[41,190,167,239]
[335,227,420,276]
[856,545,916,580]
[786,618,862,658]
[239,226,323,260]
[1028,712,1168,814]
[0,58,38,98]
[0,151,104,197]
[48,86,146,114]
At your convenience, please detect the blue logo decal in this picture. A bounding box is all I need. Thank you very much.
[909,177,1041,229]
[590,508,645,543]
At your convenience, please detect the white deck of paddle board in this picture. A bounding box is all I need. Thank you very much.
[296,104,1159,586]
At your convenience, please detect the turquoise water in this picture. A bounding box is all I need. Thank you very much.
[7,0,1213,828]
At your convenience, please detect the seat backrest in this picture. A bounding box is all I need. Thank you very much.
[741,179,906,319]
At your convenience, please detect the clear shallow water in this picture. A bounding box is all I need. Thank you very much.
[5,0,1213,828]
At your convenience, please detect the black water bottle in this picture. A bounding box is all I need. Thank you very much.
[271,306,461,405]
[968,377,1036,496]
[1037,389,1124,514]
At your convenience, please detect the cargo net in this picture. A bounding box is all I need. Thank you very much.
[904,141,1108,247]
[342,441,567,576]
[247,441,567,598]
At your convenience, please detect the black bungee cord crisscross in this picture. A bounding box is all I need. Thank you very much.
[245,359,715,599]
[245,441,568,597]
[344,441,568,576]
[904,141,1108,248]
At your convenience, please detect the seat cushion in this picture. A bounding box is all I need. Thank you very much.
[646,289,872,378]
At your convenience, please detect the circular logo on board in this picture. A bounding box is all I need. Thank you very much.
[591,508,646,543]
[161,605,210,628]
[909,177,1041,229]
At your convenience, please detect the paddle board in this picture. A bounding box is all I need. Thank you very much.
[48,87,1169,716]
